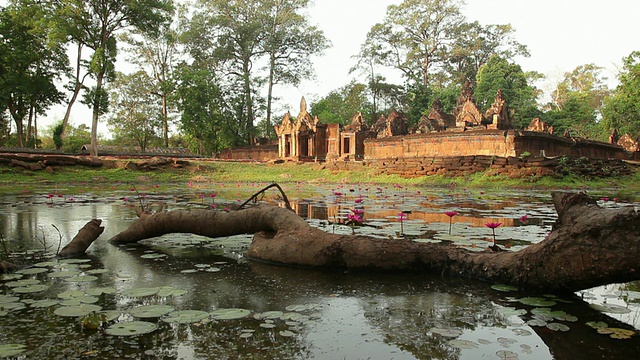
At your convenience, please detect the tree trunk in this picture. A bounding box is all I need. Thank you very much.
[109,192,640,292]
[58,219,104,258]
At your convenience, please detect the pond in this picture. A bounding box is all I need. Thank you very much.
[0,182,639,359]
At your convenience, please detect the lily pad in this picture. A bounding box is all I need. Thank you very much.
[140,253,167,259]
[210,308,251,320]
[58,290,86,299]
[16,267,49,275]
[0,344,27,357]
[30,299,60,308]
[546,322,570,332]
[5,279,40,287]
[66,275,99,282]
[239,332,253,339]
[449,339,479,349]
[129,305,175,318]
[49,270,81,278]
[85,269,109,275]
[0,295,19,304]
[106,321,157,336]
[260,323,276,329]
[85,287,117,296]
[279,330,296,337]
[156,286,188,298]
[586,321,608,329]
[430,327,463,337]
[122,287,160,298]
[12,285,49,294]
[54,304,102,317]
[496,350,519,360]
[492,284,519,292]
[589,303,632,314]
[518,297,557,307]
[162,310,210,324]
[597,327,636,339]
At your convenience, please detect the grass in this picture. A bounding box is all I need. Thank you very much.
[1,159,639,199]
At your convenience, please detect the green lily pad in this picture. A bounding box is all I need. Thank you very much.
[0,302,26,312]
[66,275,99,282]
[0,295,19,304]
[597,327,636,339]
[430,327,463,337]
[586,321,608,329]
[526,319,547,327]
[449,339,479,349]
[162,310,210,324]
[49,270,81,278]
[5,279,40,287]
[260,323,276,329]
[140,253,167,259]
[210,308,251,320]
[34,261,59,267]
[258,311,284,320]
[58,290,86,299]
[122,287,159,298]
[30,299,60,308]
[0,344,27,357]
[106,321,157,336]
[12,284,49,293]
[1,274,23,281]
[59,258,91,264]
[16,267,49,275]
[85,269,109,275]
[85,287,117,296]
[156,286,187,297]
[518,297,557,307]
[54,304,102,317]
[498,307,527,316]
[589,303,632,314]
[496,350,518,360]
[279,330,296,337]
[129,305,175,318]
[546,322,570,332]
[239,332,253,338]
[491,284,519,292]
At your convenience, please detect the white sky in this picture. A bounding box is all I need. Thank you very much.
[39,0,640,136]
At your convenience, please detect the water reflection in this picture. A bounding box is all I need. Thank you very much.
[1,189,639,359]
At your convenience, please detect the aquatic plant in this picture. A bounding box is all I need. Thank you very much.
[444,211,458,234]
[485,222,502,246]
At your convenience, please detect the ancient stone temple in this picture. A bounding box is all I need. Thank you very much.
[526,118,554,134]
[373,110,408,138]
[338,112,376,160]
[274,97,327,161]
[412,98,456,133]
[485,89,512,130]
[453,80,483,128]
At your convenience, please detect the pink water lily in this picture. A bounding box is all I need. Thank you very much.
[444,211,458,234]
[485,222,502,246]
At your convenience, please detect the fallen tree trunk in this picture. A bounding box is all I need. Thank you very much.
[58,219,104,257]
[109,192,640,292]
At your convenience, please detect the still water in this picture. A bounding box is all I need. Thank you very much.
[0,184,639,359]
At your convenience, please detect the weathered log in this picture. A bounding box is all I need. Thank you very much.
[58,219,104,257]
[109,192,640,292]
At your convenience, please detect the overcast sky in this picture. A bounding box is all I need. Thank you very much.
[40,0,640,135]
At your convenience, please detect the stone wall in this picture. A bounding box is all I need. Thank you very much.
[323,155,632,180]
[364,130,628,161]
[218,145,278,162]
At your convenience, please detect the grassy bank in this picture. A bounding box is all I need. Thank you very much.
[0,160,638,199]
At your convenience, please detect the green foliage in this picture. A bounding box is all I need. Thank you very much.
[475,55,539,128]
[0,1,67,147]
[52,122,64,150]
[311,81,372,125]
[602,51,640,137]
[175,65,239,155]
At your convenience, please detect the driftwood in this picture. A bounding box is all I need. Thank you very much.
[57,219,104,257]
[109,191,640,292]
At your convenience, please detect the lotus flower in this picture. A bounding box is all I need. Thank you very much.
[485,222,502,246]
[444,211,458,234]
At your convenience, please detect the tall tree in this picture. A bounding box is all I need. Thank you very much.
[360,0,466,87]
[56,0,174,156]
[261,0,329,139]
[185,0,267,146]
[446,21,529,86]
[602,51,640,137]
[475,55,539,129]
[545,64,610,139]
[107,71,162,151]
[0,1,66,147]
[122,21,181,148]
[311,81,372,125]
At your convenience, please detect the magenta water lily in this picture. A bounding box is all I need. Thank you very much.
[444,211,458,234]
[485,222,502,246]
